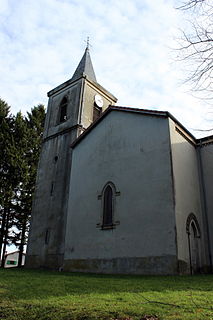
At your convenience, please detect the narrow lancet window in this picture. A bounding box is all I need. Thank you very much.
[59,97,68,123]
[97,182,120,230]
[103,185,113,227]
[93,106,102,122]
[45,229,50,244]
[186,213,201,274]
[50,182,54,196]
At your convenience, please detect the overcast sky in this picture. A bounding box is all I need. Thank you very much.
[0,0,212,137]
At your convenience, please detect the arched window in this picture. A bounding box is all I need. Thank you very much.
[186,213,201,237]
[96,182,120,230]
[186,213,201,274]
[103,185,113,227]
[59,97,68,123]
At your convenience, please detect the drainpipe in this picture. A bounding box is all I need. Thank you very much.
[197,141,212,272]
[187,231,193,275]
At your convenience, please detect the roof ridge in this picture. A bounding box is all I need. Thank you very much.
[110,105,167,114]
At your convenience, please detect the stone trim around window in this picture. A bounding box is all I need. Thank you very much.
[96,181,120,230]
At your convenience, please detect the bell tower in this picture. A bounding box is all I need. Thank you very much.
[26,47,117,269]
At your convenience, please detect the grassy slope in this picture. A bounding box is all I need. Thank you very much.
[0,269,212,320]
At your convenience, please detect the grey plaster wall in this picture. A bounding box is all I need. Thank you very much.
[169,120,208,273]
[43,80,83,139]
[26,78,84,269]
[64,111,177,274]
[81,80,116,128]
[26,130,75,269]
[200,143,213,269]
[26,76,117,270]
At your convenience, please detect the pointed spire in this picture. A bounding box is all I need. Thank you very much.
[71,47,97,83]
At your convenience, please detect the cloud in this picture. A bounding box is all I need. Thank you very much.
[0,0,212,137]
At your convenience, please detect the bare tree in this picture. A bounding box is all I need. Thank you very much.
[178,0,205,10]
[176,0,213,100]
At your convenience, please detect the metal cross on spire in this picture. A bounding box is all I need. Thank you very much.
[85,36,92,50]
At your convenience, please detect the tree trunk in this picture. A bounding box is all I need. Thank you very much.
[1,234,7,268]
[1,208,10,268]
[18,217,27,267]
[0,202,8,265]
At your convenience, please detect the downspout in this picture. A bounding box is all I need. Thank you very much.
[187,231,193,275]
[167,120,178,273]
[197,141,212,272]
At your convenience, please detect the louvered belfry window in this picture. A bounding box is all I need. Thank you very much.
[103,185,113,226]
[59,97,68,123]
[93,106,101,122]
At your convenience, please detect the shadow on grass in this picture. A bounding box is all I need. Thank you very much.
[0,268,212,320]
[0,268,212,301]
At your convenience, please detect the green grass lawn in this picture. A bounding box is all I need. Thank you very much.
[0,269,212,320]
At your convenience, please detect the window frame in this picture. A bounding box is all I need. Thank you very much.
[97,182,120,230]
[186,213,201,238]
[102,184,114,228]
[93,105,102,122]
[58,96,68,124]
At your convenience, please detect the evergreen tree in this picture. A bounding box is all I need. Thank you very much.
[0,99,17,265]
[0,100,45,267]
[11,105,45,267]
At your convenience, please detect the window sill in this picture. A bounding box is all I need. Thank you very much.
[101,225,114,230]
[96,221,120,230]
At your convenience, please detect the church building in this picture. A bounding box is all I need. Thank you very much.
[26,47,213,275]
